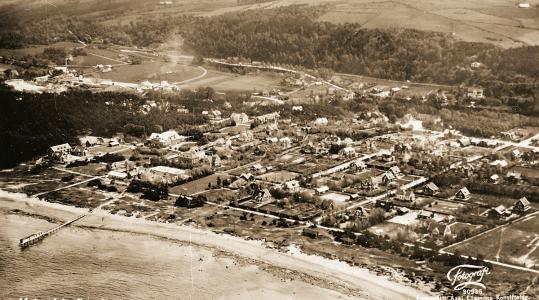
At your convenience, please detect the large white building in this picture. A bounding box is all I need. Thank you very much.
[147,130,185,146]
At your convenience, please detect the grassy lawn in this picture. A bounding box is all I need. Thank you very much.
[66,163,107,176]
[181,68,282,91]
[470,193,521,209]
[424,199,464,215]
[197,189,238,203]
[40,186,108,209]
[169,174,233,196]
[257,170,300,183]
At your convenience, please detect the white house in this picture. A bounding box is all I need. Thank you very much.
[314,117,328,126]
[340,147,357,158]
[467,87,484,99]
[147,130,185,146]
[282,180,300,192]
[315,185,329,195]
[109,139,120,147]
[455,187,471,200]
[108,171,128,180]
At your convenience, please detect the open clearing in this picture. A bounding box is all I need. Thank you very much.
[170,174,233,196]
[258,170,300,183]
[180,69,283,91]
[448,213,539,269]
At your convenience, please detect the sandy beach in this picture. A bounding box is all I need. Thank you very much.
[0,189,433,299]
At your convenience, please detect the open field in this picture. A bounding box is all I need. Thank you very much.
[510,166,539,179]
[424,199,464,215]
[2,0,538,51]
[40,186,108,208]
[181,68,283,91]
[319,192,350,203]
[169,174,233,196]
[315,0,539,48]
[447,212,539,269]
[470,193,523,209]
[0,42,81,57]
[258,170,300,183]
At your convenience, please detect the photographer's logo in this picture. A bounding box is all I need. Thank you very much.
[447,264,490,290]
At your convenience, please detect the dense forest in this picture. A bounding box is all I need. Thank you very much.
[0,88,212,168]
[183,7,538,97]
[1,6,537,97]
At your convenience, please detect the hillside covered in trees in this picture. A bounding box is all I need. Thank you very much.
[1,5,538,96]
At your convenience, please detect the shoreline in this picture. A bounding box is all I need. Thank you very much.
[0,189,433,300]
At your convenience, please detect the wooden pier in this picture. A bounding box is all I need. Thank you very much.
[19,214,86,248]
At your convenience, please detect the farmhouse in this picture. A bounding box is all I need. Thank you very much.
[147,130,184,146]
[254,112,280,123]
[379,150,395,162]
[108,139,120,147]
[240,173,255,181]
[455,187,471,201]
[467,87,484,99]
[490,160,508,167]
[79,136,104,147]
[253,188,271,203]
[417,210,435,220]
[177,149,207,165]
[147,166,188,184]
[340,147,357,158]
[251,163,266,175]
[395,189,415,202]
[350,160,367,171]
[362,176,381,190]
[488,205,509,219]
[458,138,471,147]
[207,154,221,168]
[71,146,87,157]
[283,180,300,192]
[381,172,396,185]
[315,185,329,195]
[424,182,440,195]
[175,195,204,208]
[489,174,500,183]
[279,137,292,147]
[389,166,401,177]
[48,143,72,160]
[513,197,531,213]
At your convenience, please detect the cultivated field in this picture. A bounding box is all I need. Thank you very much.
[448,212,539,269]
[315,0,539,48]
